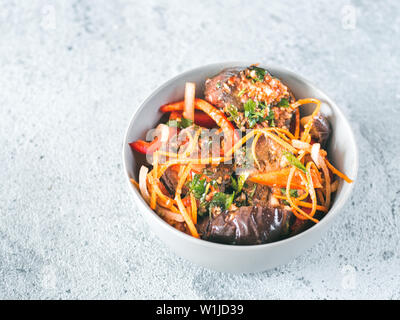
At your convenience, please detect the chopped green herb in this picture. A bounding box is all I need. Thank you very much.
[283,151,306,173]
[216,81,222,89]
[230,176,238,191]
[179,118,193,128]
[276,98,289,108]
[249,66,266,82]
[237,88,247,97]
[248,185,257,198]
[244,99,263,128]
[244,99,257,117]
[244,99,274,128]
[187,173,207,199]
[280,188,299,198]
[202,168,213,176]
[227,104,241,125]
[166,119,179,127]
[210,192,235,211]
[246,184,257,205]
[233,172,249,193]
[166,118,193,129]
[265,107,275,127]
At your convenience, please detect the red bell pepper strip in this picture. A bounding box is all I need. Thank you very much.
[129,125,177,155]
[169,110,216,128]
[169,111,182,120]
[161,99,239,153]
[129,137,162,155]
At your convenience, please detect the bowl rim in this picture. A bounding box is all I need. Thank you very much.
[122,61,359,251]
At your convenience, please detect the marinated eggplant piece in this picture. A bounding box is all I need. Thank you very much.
[204,66,294,130]
[310,114,331,147]
[301,114,331,147]
[198,205,292,245]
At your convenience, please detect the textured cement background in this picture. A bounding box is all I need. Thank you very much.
[0,0,399,300]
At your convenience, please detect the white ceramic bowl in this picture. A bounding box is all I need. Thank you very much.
[122,62,358,273]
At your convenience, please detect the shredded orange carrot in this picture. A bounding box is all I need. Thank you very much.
[147,174,175,209]
[175,194,199,238]
[291,98,321,142]
[252,131,262,169]
[275,195,328,212]
[320,157,331,208]
[225,129,258,157]
[130,178,139,189]
[325,159,354,183]
[190,192,197,224]
[330,179,339,193]
[316,188,325,204]
[305,161,318,219]
[183,127,202,157]
[273,127,295,140]
[294,108,300,139]
[263,131,298,154]
[286,166,319,223]
[176,164,192,195]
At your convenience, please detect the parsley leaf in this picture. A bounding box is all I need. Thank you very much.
[283,151,307,173]
[244,99,275,128]
[232,172,249,193]
[280,188,299,198]
[166,118,193,129]
[265,107,275,127]
[249,66,266,82]
[237,88,247,97]
[276,98,289,108]
[227,104,241,126]
[187,173,207,199]
[244,99,257,118]
[180,118,193,128]
[210,192,235,211]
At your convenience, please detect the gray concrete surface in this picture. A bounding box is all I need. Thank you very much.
[0,0,399,299]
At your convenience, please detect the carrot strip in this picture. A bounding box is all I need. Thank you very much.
[286,167,319,223]
[249,168,322,190]
[320,158,331,208]
[130,178,139,189]
[325,159,354,183]
[275,195,328,212]
[175,194,199,238]
[305,162,318,219]
[295,108,300,139]
[190,192,197,225]
[252,131,262,169]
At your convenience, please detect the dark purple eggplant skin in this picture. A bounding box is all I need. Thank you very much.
[197,205,292,245]
[311,114,331,147]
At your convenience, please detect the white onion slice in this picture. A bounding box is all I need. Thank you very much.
[311,143,321,167]
[292,139,311,150]
[155,124,170,143]
[183,82,195,121]
[139,165,150,203]
[156,206,184,222]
